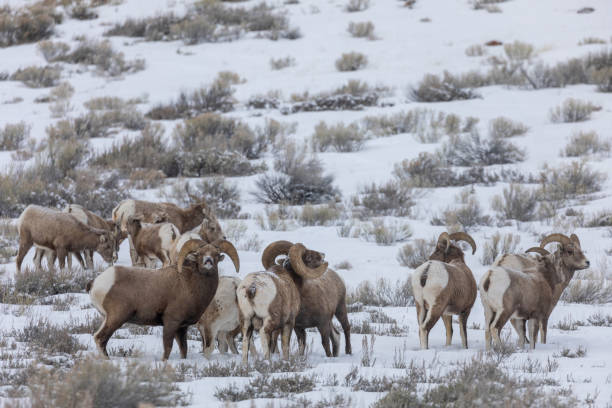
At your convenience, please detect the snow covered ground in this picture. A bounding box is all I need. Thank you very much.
[1,0,612,406]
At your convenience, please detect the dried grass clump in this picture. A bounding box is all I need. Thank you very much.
[352,181,417,217]
[270,56,295,70]
[347,21,376,40]
[537,161,606,204]
[311,121,366,152]
[359,218,412,245]
[0,122,30,150]
[549,98,601,123]
[345,0,370,12]
[439,131,526,166]
[0,4,60,47]
[491,184,538,222]
[335,51,368,71]
[10,65,61,88]
[397,237,436,268]
[488,117,528,138]
[563,130,610,157]
[409,71,481,102]
[432,189,491,231]
[347,277,413,307]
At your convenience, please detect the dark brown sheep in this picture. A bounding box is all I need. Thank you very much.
[88,239,239,361]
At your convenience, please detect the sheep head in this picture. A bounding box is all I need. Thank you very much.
[96,231,119,264]
[177,239,239,276]
[429,232,476,263]
[540,233,589,270]
[126,216,142,238]
[261,241,327,279]
[199,217,225,243]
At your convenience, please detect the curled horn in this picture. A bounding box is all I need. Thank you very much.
[262,240,294,269]
[570,233,581,248]
[437,232,451,252]
[177,239,205,275]
[289,243,328,280]
[215,240,240,272]
[449,232,477,255]
[526,247,550,256]
[540,233,571,248]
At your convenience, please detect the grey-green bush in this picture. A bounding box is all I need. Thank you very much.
[335,52,368,71]
[311,121,366,152]
[0,122,29,150]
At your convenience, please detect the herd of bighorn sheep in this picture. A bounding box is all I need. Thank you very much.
[14,198,590,362]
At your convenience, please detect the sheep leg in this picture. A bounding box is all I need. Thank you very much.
[67,252,73,270]
[281,324,292,361]
[174,326,188,359]
[33,248,44,271]
[259,323,272,360]
[217,332,229,354]
[56,247,68,272]
[94,315,124,359]
[241,323,254,365]
[317,323,333,357]
[492,310,512,348]
[269,330,280,354]
[483,305,492,350]
[162,321,180,361]
[16,238,32,274]
[202,324,216,358]
[442,315,453,346]
[73,252,86,270]
[539,318,548,344]
[528,319,538,350]
[84,249,95,270]
[511,318,528,346]
[227,327,240,354]
[335,301,352,355]
[458,311,469,349]
[294,327,306,356]
[419,303,444,350]
[330,324,341,357]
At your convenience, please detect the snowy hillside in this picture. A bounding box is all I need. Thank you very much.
[1,0,612,406]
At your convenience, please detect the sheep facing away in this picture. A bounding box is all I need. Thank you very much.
[237,241,327,365]
[87,239,239,360]
[411,232,477,349]
[16,205,118,273]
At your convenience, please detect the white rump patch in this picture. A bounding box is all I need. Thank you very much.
[90,266,116,315]
[237,273,277,321]
[64,204,88,224]
[479,266,511,313]
[113,200,135,231]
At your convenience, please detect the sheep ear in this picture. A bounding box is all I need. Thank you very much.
[99,235,107,243]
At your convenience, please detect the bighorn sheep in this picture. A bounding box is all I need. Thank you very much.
[411,232,477,349]
[196,276,242,357]
[237,241,327,365]
[87,239,239,360]
[266,246,351,357]
[16,205,118,273]
[112,199,222,264]
[487,233,589,347]
[33,204,122,270]
[169,219,226,264]
[126,217,180,268]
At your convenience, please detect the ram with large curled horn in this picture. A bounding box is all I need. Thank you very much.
[237,240,332,364]
[479,232,589,349]
[411,231,478,350]
[87,238,239,361]
[265,241,352,358]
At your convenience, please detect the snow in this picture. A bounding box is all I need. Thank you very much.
[1,0,612,406]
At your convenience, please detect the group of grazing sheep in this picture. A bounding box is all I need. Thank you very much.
[14,199,590,363]
[412,231,589,351]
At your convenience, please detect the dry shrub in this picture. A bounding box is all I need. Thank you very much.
[37,40,70,61]
[10,65,61,88]
[0,122,30,150]
[298,203,343,226]
[29,358,189,407]
[270,56,295,70]
[68,4,98,20]
[439,131,526,166]
[550,98,601,123]
[0,4,59,47]
[359,218,412,245]
[254,142,338,205]
[563,130,610,157]
[352,181,416,217]
[147,74,236,119]
[345,0,370,12]
[491,184,538,222]
[311,121,366,152]
[432,189,491,231]
[162,178,241,219]
[215,373,316,402]
[348,277,413,307]
[363,109,475,139]
[335,51,368,71]
[347,21,375,39]
[480,232,521,265]
[537,161,606,204]
[465,44,486,57]
[488,117,528,138]
[397,237,436,268]
[16,317,86,355]
[409,71,480,102]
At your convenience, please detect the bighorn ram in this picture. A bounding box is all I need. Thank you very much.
[126,217,180,268]
[196,276,242,357]
[487,233,589,346]
[237,241,327,365]
[16,205,118,273]
[112,199,222,264]
[411,232,477,349]
[266,242,351,357]
[33,204,122,270]
[87,239,239,360]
